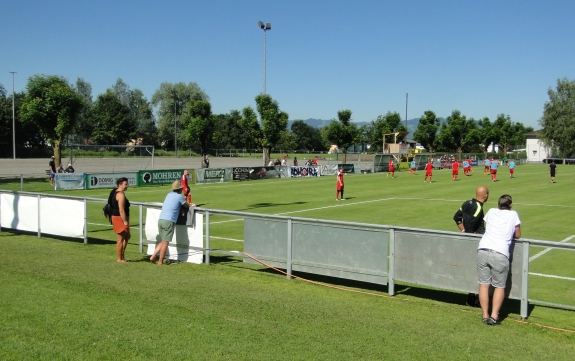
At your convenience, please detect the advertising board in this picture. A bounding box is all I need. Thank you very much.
[85,173,138,189]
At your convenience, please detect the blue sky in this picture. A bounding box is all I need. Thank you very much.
[2,0,573,129]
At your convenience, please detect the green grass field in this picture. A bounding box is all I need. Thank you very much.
[1,163,575,360]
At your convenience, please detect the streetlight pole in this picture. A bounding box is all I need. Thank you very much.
[10,71,16,159]
[258,21,271,94]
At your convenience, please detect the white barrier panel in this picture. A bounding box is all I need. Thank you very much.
[1,194,38,232]
[40,197,85,238]
[55,173,86,190]
[1,194,85,238]
[144,208,203,264]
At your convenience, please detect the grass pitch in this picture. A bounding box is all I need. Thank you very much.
[1,163,575,360]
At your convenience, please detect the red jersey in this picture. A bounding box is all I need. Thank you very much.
[389,160,394,170]
[425,163,433,174]
[181,173,189,190]
[452,161,459,172]
[336,170,344,190]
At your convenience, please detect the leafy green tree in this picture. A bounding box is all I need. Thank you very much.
[238,106,262,151]
[325,109,360,163]
[276,129,298,151]
[477,117,496,157]
[185,99,213,161]
[365,111,407,152]
[255,94,289,165]
[413,110,440,153]
[151,82,208,149]
[437,110,480,159]
[88,91,137,145]
[538,78,575,157]
[20,75,83,165]
[70,77,94,145]
[492,114,532,156]
[290,120,324,151]
[212,110,243,150]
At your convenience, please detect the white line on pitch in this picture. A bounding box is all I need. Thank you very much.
[529,235,575,262]
[529,273,575,281]
[275,198,394,215]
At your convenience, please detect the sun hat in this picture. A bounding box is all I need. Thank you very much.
[171,180,183,191]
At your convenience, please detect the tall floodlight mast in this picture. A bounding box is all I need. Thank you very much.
[258,21,271,94]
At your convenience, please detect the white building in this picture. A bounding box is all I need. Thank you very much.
[526,131,550,163]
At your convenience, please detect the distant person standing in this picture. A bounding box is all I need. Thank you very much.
[312,156,318,166]
[483,158,491,175]
[203,155,210,168]
[388,159,395,178]
[336,167,345,200]
[476,194,521,325]
[48,156,56,186]
[490,159,498,182]
[423,160,433,183]
[549,160,557,183]
[150,180,190,265]
[508,159,515,179]
[109,177,131,263]
[409,159,416,176]
[452,159,460,181]
[463,159,470,176]
[293,157,298,166]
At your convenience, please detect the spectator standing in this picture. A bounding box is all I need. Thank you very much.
[293,157,298,166]
[108,177,131,263]
[48,156,56,186]
[312,156,318,166]
[150,180,190,265]
[336,167,345,201]
[549,160,557,183]
[476,194,521,325]
[203,155,210,168]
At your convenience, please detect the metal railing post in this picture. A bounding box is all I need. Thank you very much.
[204,210,210,265]
[37,194,41,238]
[388,228,395,296]
[287,218,292,280]
[83,198,88,244]
[521,240,530,319]
[20,174,23,191]
[139,204,143,253]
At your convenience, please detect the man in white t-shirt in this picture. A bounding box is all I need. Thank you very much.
[476,194,521,325]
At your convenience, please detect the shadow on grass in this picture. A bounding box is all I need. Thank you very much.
[237,201,307,211]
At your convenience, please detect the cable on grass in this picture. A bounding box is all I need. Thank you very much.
[241,252,575,334]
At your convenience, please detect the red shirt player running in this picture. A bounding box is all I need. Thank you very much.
[424,160,433,183]
[388,159,395,178]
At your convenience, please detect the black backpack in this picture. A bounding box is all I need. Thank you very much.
[103,203,112,224]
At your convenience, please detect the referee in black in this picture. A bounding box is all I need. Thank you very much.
[454,185,489,307]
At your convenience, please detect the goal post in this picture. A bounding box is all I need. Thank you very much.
[62,144,155,171]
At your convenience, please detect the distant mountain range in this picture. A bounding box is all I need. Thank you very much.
[288,118,446,139]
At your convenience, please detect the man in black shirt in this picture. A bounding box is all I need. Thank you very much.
[454,185,489,307]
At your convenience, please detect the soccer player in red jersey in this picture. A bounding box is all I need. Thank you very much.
[452,159,460,181]
[388,159,395,178]
[424,160,433,183]
[336,167,345,200]
[181,170,192,204]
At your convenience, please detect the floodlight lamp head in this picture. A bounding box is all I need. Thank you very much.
[258,21,264,29]
[266,22,271,30]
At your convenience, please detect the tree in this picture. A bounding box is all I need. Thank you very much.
[413,110,440,153]
[238,106,261,151]
[212,110,243,150]
[20,75,83,165]
[437,110,480,159]
[538,78,575,157]
[325,109,360,163]
[151,82,208,149]
[88,91,137,145]
[71,77,94,144]
[365,111,407,152]
[255,94,289,165]
[185,99,213,162]
[291,120,323,151]
[493,114,532,156]
[477,117,496,157]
